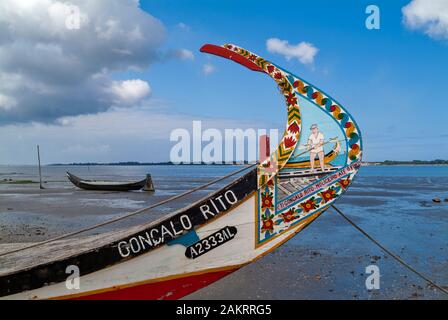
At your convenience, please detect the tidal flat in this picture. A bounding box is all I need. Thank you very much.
[0,165,447,299]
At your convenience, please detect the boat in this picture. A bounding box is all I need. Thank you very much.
[66,172,155,192]
[0,43,362,300]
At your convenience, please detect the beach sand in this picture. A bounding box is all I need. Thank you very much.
[0,165,447,299]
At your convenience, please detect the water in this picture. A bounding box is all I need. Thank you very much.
[0,165,447,299]
[0,165,250,243]
[359,165,448,177]
[191,165,448,300]
[2,164,447,180]
[0,164,243,182]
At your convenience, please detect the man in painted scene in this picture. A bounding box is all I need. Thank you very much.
[308,124,325,172]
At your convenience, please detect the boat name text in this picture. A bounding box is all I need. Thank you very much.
[185,226,237,259]
[199,190,238,219]
[117,190,239,258]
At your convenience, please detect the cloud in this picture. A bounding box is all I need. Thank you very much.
[108,79,151,105]
[266,38,318,65]
[0,93,17,110]
[0,105,279,164]
[177,22,191,31]
[402,0,448,39]
[0,0,166,124]
[171,48,195,61]
[203,63,216,75]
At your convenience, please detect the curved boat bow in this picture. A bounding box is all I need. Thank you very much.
[0,43,362,300]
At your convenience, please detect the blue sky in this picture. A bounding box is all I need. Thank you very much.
[143,0,448,161]
[0,0,447,164]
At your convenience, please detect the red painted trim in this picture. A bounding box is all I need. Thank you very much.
[200,44,265,73]
[72,268,238,300]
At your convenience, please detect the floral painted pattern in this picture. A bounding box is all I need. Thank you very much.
[300,197,318,213]
[221,44,362,247]
[261,213,275,233]
[287,122,300,134]
[261,191,274,210]
[286,93,297,106]
[279,208,297,223]
[284,136,297,149]
[338,177,351,189]
[320,187,337,203]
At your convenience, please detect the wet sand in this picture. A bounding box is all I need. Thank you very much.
[0,166,234,242]
[0,165,447,299]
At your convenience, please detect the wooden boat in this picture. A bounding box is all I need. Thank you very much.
[0,43,362,300]
[66,172,154,192]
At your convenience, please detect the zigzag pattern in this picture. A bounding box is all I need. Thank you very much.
[277,143,292,161]
[288,108,301,123]
[217,44,363,248]
[256,59,269,70]
[221,44,303,188]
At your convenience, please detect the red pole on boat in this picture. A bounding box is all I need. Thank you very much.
[259,135,270,163]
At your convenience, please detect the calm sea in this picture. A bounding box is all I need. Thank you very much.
[1,164,447,181]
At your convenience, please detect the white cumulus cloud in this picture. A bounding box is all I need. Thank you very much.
[0,0,165,124]
[266,38,318,65]
[0,105,279,164]
[109,79,151,105]
[402,0,448,40]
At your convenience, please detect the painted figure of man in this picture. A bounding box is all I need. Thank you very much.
[308,124,325,172]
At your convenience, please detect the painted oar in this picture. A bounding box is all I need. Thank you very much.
[290,137,341,160]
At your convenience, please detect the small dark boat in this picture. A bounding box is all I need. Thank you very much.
[66,172,154,192]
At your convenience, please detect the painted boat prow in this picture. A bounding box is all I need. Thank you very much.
[0,43,362,300]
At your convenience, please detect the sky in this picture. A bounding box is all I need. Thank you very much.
[0,0,447,164]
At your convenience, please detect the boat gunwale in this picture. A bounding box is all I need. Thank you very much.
[0,168,257,297]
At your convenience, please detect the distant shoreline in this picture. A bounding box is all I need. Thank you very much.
[49,160,448,166]
[362,160,448,166]
[1,160,447,167]
[47,162,252,166]
[361,163,448,167]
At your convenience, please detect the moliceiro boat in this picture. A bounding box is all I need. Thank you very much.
[66,172,155,192]
[0,43,362,300]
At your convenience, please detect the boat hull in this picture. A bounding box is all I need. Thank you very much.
[66,172,150,192]
[71,268,238,300]
[4,193,324,300]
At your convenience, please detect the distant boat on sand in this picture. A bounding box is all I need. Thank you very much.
[66,172,155,192]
